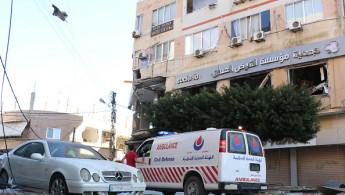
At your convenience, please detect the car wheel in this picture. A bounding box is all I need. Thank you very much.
[0,170,9,184]
[50,175,69,195]
[184,176,207,195]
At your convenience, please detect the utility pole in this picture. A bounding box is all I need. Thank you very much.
[100,91,117,160]
[110,91,117,160]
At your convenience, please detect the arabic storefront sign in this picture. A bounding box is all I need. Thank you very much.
[177,74,200,84]
[175,36,345,89]
[151,20,174,36]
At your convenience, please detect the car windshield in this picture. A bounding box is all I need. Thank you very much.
[48,142,106,160]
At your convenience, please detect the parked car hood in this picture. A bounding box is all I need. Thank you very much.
[53,158,137,172]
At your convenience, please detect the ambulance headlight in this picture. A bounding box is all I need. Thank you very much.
[224,184,238,190]
[137,170,144,183]
[261,185,268,190]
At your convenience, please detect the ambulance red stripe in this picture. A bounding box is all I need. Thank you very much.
[142,166,220,184]
[153,168,163,182]
[201,166,213,183]
[212,166,218,175]
[147,168,156,182]
[169,167,179,182]
[150,168,160,182]
[174,167,183,182]
[157,167,167,183]
[195,167,208,184]
[206,166,218,183]
[165,167,176,183]
[142,168,152,182]
[177,167,183,177]
[161,167,172,183]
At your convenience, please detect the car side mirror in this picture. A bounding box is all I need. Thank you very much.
[31,153,45,161]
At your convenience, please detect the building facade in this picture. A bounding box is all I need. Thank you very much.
[130,0,345,187]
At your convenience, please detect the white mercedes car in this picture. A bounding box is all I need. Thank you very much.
[0,140,146,194]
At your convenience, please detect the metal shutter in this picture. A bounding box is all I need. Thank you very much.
[297,145,345,186]
[266,148,291,186]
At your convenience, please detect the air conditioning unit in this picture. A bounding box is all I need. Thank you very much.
[132,30,141,38]
[289,21,302,32]
[231,36,242,47]
[138,52,148,60]
[208,3,217,9]
[253,31,265,42]
[194,49,205,58]
[234,0,246,4]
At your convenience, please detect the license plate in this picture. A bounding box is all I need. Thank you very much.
[109,185,132,192]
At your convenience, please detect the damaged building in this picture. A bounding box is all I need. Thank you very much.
[129,0,345,187]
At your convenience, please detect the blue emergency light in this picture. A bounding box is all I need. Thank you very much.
[158,131,175,135]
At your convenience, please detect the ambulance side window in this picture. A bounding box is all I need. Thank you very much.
[137,140,153,157]
[246,134,263,156]
[227,132,246,154]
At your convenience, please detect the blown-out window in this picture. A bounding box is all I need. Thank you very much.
[230,73,271,89]
[185,26,218,55]
[285,0,324,27]
[289,64,328,95]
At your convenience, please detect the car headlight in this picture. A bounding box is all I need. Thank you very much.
[80,168,91,182]
[133,174,137,183]
[137,170,144,183]
[92,173,100,182]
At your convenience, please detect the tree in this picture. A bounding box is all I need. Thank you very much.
[145,84,321,143]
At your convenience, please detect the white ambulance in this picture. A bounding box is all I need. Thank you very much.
[136,128,268,195]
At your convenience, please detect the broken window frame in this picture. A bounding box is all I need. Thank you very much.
[288,63,328,96]
[230,72,272,89]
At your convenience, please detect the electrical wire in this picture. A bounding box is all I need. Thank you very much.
[0,57,42,140]
[34,0,105,90]
[0,0,17,188]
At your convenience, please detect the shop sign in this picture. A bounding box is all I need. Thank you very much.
[175,36,345,89]
[151,20,174,36]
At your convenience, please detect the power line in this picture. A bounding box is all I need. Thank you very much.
[0,0,17,187]
[0,57,42,140]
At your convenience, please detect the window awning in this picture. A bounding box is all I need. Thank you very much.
[0,121,27,137]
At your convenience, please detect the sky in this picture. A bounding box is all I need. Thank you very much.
[0,0,137,115]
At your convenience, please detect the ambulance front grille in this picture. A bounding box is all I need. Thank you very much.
[102,171,132,182]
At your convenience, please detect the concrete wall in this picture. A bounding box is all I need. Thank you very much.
[1,110,83,149]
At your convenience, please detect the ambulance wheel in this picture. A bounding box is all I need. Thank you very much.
[184,176,207,195]
[162,190,176,195]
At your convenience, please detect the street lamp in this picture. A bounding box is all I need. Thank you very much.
[99,91,117,160]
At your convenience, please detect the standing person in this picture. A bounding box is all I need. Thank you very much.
[121,144,144,167]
